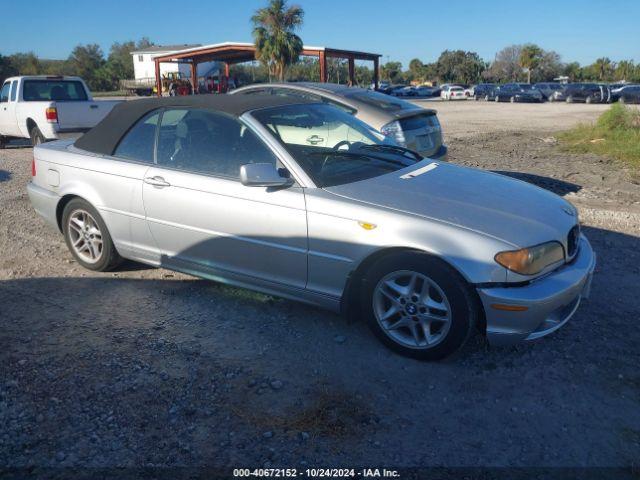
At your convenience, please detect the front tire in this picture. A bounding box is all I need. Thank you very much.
[62,198,122,272]
[360,252,477,361]
[30,126,45,146]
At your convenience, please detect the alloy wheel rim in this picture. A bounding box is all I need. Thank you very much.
[373,270,452,349]
[68,209,103,264]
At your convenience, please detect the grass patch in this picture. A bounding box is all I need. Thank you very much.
[557,103,640,170]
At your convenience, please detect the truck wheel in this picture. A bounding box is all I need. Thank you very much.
[62,198,123,272]
[30,127,45,146]
[360,252,478,361]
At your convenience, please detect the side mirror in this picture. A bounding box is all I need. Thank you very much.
[240,163,293,187]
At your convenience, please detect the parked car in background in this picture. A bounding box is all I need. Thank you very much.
[533,82,565,101]
[618,85,640,104]
[473,83,497,100]
[563,83,603,103]
[414,86,438,97]
[232,82,447,160]
[396,86,418,97]
[493,83,543,103]
[389,85,412,97]
[609,83,633,102]
[441,86,466,100]
[371,82,390,91]
[28,95,595,360]
[0,76,119,147]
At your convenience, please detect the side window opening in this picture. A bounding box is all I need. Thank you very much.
[113,110,161,163]
[0,83,9,103]
[155,108,278,179]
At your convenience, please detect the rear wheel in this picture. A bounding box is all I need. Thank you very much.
[360,252,477,361]
[30,126,45,146]
[62,198,122,272]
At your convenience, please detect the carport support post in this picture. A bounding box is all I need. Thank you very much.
[319,51,327,83]
[191,61,198,94]
[155,59,162,97]
[224,62,230,77]
[373,57,379,90]
[348,56,355,86]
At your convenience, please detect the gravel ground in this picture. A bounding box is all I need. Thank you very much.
[1,102,639,478]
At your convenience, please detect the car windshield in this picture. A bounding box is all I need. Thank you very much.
[252,103,419,188]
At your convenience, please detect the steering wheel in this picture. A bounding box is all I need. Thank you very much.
[332,140,352,150]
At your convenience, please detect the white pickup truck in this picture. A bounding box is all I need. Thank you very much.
[0,75,120,147]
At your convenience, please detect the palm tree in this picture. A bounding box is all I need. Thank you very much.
[594,57,614,81]
[519,44,543,84]
[252,0,304,81]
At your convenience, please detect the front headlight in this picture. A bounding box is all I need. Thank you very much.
[495,241,565,275]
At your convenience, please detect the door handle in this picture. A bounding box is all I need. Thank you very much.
[90,104,98,109]
[144,176,171,187]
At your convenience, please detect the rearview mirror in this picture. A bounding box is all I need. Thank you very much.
[240,163,293,187]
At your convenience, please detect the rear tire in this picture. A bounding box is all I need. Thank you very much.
[30,126,45,146]
[360,252,478,361]
[62,198,123,272]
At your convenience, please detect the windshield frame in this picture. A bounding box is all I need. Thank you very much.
[245,103,420,188]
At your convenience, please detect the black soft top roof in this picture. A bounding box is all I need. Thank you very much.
[74,94,315,156]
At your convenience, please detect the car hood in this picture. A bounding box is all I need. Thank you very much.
[324,161,578,248]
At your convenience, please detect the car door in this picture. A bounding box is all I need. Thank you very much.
[141,107,308,289]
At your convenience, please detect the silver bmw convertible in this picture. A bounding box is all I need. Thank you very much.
[27,95,596,360]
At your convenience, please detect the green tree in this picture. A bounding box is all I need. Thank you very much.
[0,55,18,84]
[615,60,634,81]
[8,52,40,75]
[519,44,544,83]
[563,61,582,81]
[436,50,485,84]
[593,57,614,81]
[408,58,425,83]
[67,44,106,90]
[380,61,402,83]
[252,0,304,81]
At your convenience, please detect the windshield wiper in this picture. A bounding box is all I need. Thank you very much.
[357,144,422,161]
[307,150,411,167]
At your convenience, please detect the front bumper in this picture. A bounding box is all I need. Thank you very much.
[478,235,596,346]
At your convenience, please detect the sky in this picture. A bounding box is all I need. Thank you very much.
[2,0,639,67]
